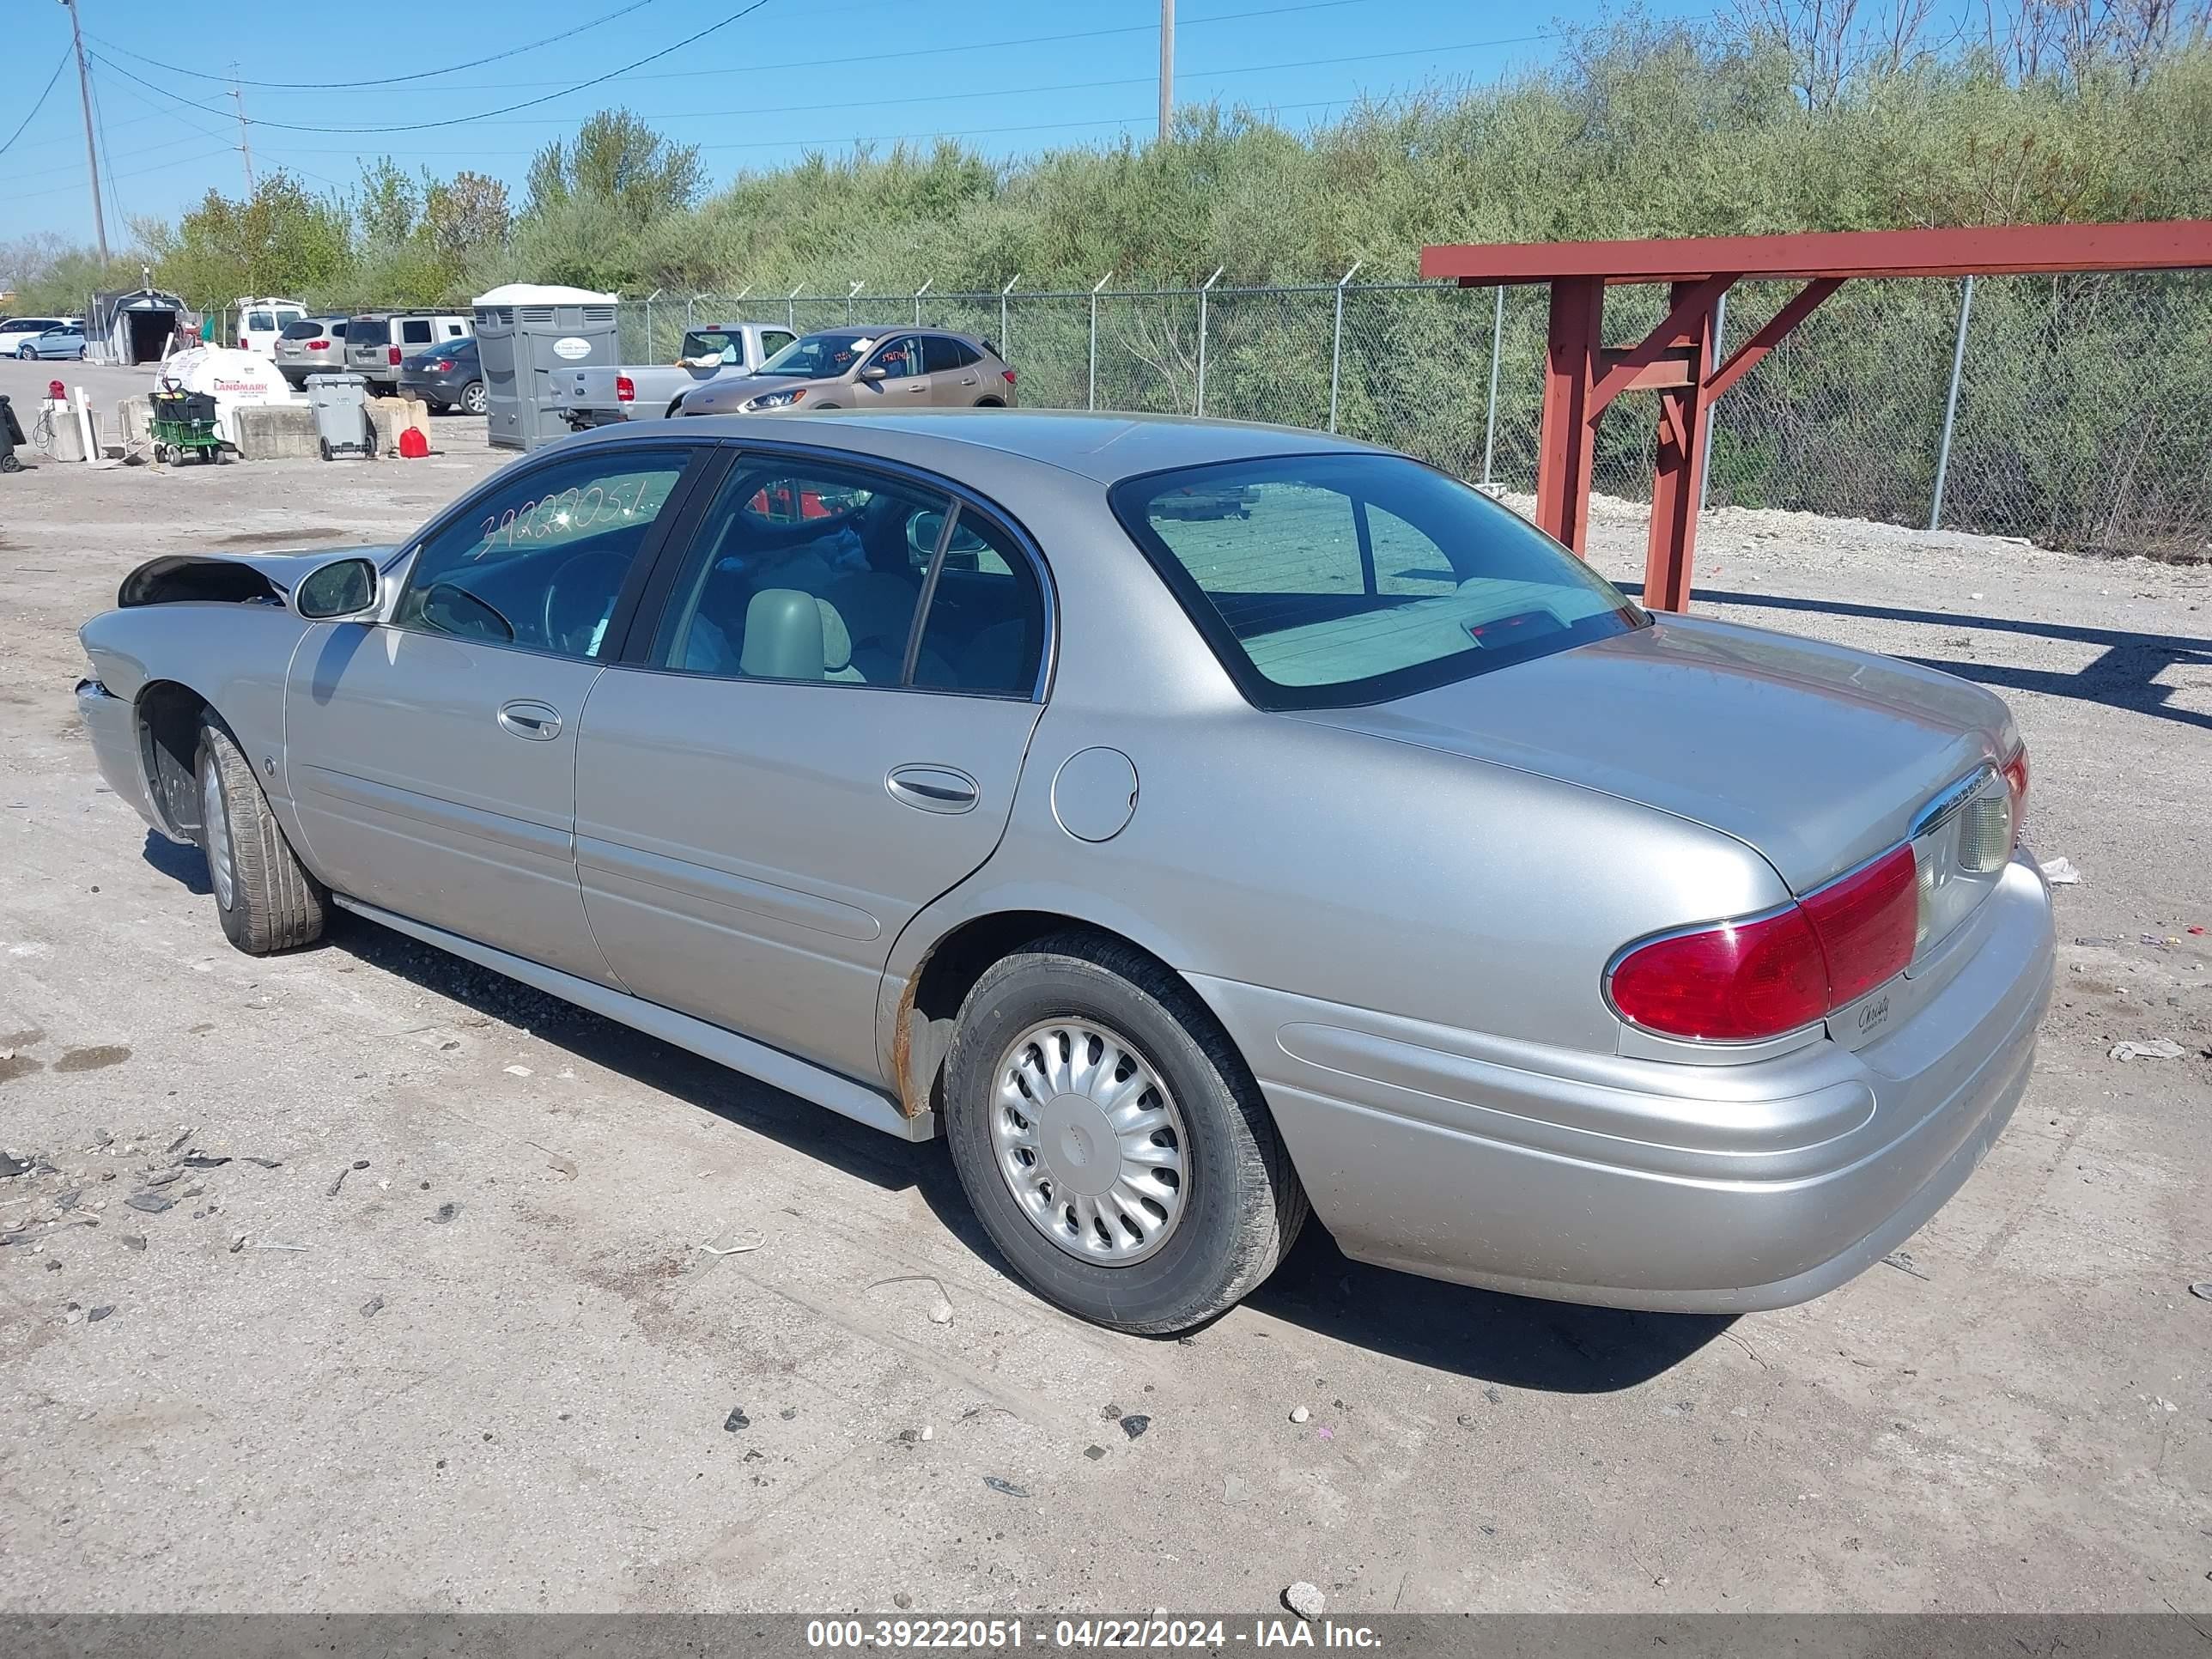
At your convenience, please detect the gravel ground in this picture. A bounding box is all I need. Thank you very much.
[1,366,2208,1613]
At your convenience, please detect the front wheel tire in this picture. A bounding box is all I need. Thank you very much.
[196,720,327,955]
[941,933,1307,1334]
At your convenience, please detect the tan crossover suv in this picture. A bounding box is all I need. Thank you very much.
[678,327,1018,416]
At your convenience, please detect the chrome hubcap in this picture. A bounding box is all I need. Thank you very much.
[200,752,235,911]
[990,1019,1188,1266]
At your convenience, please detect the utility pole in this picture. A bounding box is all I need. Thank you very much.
[58,0,108,262]
[229,68,255,192]
[1158,0,1173,143]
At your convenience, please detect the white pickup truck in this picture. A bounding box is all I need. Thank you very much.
[555,319,799,427]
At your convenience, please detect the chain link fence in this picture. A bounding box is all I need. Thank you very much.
[598,270,2212,560]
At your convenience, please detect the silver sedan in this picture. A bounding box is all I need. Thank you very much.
[76,411,2052,1334]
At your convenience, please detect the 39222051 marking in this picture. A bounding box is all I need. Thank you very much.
[805,1617,1028,1648]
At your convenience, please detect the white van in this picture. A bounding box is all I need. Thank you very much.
[232,297,308,357]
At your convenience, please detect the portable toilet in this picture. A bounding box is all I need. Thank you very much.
[471,283,619,451]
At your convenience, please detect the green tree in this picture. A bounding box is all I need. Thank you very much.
[422,171,512,257]
[526,108,702,222]
[147,173,352,301]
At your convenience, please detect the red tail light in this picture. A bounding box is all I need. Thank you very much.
[616,374,635,403]
[388,345,402,366]
[2001,745,2029,842]
[1800,843,1918,1007]
[307,339,329,350]
[430,357,455,373]
[1608,843,1919,1042]
[1000,368,1017,385]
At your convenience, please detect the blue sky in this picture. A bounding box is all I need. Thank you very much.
[6,0,1705,243]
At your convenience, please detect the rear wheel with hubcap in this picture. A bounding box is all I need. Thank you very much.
[460,380,488,415]
[942,933,1307,1334]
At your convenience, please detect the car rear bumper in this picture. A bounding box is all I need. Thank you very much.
[1191,855,2054,1312]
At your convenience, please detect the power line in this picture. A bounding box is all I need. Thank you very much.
[507,33,1553,126]
[87,0,659,93]
[268,97,1366,161]
[90,0,774,136]
[8,144,233,205]
[0,49,72,159]
[106,0,1389,100]
[88,56,126,234]
[21,27,1552,160]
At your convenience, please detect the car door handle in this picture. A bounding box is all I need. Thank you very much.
[497,700,563,740]
[887,765,979,814]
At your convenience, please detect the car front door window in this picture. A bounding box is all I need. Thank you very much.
[396,449,690,659]
[652,460,949,684]
[866,336,923,387]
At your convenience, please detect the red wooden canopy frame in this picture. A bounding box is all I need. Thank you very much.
[1419,222,2212,611]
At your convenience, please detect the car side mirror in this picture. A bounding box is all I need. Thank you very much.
[860,365,890,381]
[294,556,379,621]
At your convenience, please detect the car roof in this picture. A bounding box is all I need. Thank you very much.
[621,409,1381,486]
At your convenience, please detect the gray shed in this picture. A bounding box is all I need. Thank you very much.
[90,288,188,366]
[471,283,620,451]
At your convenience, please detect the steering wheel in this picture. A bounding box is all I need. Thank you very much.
[542,546,632,656]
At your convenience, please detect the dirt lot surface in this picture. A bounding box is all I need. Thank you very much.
[1,363,2208,1613]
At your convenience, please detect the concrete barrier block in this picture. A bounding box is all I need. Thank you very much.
[115,395,151,448]
[233,403,320,460]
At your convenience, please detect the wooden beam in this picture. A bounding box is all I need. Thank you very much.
[1704,277,1845,404]
[1420,219,2212,285]
[1589,276,1735,416]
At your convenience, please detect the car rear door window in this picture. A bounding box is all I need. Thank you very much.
[393,448,691,659]
[1112,454,1643,709]
[400,319,434,345]
[908,510,1044,697]
[651,461,947,685]
[921,336,973,374]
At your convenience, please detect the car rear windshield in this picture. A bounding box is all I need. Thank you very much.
[348,317,390,345]
[279,319,325,340]
[679,328,744,364]
[757,331,871,378]
[1110,453,1644,711]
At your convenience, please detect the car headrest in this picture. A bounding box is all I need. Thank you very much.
[738,588,825,680]
[816,597,853,674]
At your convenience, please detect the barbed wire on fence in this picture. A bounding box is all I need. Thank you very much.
[592,270,2208,560]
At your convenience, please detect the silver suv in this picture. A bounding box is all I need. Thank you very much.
[345,312,470,394]
[273,317,349,388]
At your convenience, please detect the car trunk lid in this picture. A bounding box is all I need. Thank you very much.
[1290,612,2013,892]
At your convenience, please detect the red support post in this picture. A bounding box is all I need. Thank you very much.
[1534,276,1604,556]
[1644,280,1718,611]
[1426,222,2212,614]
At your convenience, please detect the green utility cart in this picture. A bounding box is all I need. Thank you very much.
[149,391,224,465]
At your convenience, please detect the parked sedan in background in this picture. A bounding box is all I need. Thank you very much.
[678,327,1017,415]
[15,322,87,360]
[398,337,486,414]
[0,317,78,356]
[74,412,2050,1335]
